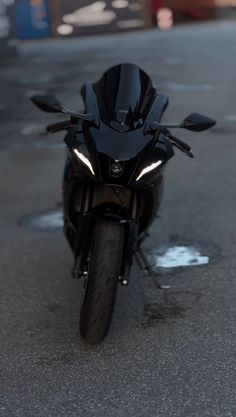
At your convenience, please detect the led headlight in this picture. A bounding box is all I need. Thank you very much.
[136,160,163,182]
[73,149,95,176]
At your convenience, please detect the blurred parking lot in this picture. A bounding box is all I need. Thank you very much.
[0,10,236,417]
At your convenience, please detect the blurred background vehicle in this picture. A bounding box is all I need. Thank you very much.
[1,0,236,53]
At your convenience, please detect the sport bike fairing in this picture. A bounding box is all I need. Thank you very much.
[93,63,156,131]
[86,122,152,161]
[80,63,168,162]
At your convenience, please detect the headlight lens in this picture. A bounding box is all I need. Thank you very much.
[73,149,95,176]
[136,160,163,182]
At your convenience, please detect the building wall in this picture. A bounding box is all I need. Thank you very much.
[151,0,216,12]
[151,0,216,24]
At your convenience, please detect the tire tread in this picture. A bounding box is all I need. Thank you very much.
[79,220,124,344]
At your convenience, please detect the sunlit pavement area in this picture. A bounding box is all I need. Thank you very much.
[1,22,236,417]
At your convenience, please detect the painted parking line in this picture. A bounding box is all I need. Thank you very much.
[152,246,209,268]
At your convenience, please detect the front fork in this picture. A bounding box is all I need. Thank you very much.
[71,214,135,283]
[71,215,170,291]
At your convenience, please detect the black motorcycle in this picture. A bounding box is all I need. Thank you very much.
[31,63,216,344]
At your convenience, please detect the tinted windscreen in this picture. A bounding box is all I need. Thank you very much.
[93,63,156,130]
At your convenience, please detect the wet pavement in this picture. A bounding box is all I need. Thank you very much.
[1,22,236,417]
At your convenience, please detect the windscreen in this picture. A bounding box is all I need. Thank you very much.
[93,63,156,131]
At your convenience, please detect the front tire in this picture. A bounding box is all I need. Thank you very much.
[79,220,125,344]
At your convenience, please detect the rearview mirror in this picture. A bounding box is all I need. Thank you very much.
[31,94,98,124]
[183,113,216,132]
[31,95,63,113]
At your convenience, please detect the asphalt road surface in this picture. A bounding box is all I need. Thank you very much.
[0,22,236,417]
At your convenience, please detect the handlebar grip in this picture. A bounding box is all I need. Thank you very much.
[46,120,72,133]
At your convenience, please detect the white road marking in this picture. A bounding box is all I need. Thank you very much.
[224,115,236,122]
[165,83,214,92]
[33,210,63,229]
[21,124,44,135]
[152,246,209,268]
[24,89,47,98]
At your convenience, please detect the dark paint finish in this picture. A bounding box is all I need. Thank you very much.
[87,122,153,160]
[31,62,216,309]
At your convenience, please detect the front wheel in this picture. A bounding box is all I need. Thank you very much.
[79,220,125,344]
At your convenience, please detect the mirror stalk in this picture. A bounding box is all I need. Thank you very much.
[150,113,216,132]
[149,121,184,130]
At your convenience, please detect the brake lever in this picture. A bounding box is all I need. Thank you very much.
[166,131,191,151]
[171,141,194,158]
[46,120,73,134]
